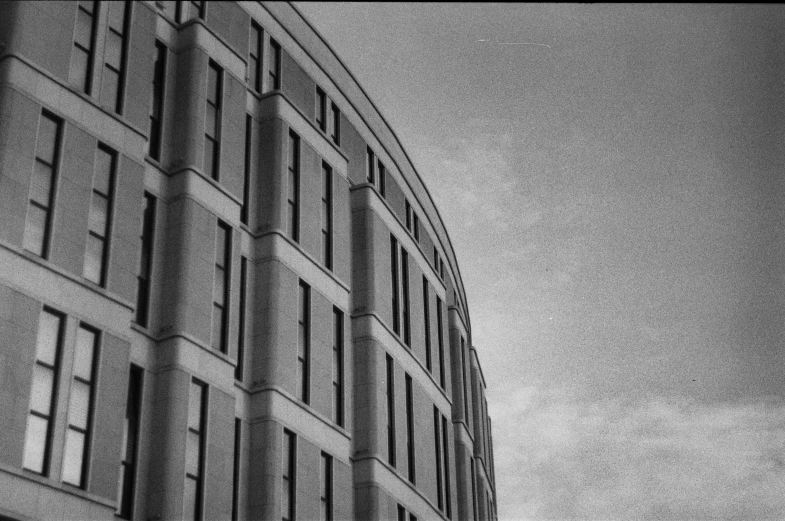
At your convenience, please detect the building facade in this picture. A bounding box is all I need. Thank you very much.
[0,2,497,520]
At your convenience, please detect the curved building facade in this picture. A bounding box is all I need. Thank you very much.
[0,2,497,520]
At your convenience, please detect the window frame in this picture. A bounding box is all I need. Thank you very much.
[212,220,232,353]
[134,192,156,328]
[84,143,117,287]
[205,60,223,181]
[24,111,62,258]
[297,280,310,405]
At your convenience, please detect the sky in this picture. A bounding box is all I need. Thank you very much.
[295,4,785,520]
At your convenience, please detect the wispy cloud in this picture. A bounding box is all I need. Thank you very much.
[489,386,785,520]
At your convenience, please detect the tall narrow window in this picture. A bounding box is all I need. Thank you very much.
[413,214,420,242]
[23,309,64,475]
[437,297,445,389]
[62,324,99,488]
[241,114,252,225]
[320,452,333,521]
[101,1,131,113]
[322,162,333,270]
[282,429,296,521]
[440,259,445,280]
[181,0,204,21]
[366,147,375,185]
[24,111,62,257]
[423,277,432,373]
[70,0,98,94]
[442,415,452,519]
[249,22,262,92]
[297,281,310,404]
[287,131,300,242]
[269,38,281,90]
[386,354,396,468]
[117,365,143,519]
[135,193,156,327]
[405,373,415,484]
[410,515,418,521]
[316,87,327,132]
[84,145,116,286]
[212,222,231,353]
[232,418,241,521]
[433,406,443,511]
[390,235,400,335]
[330,103,340,146]
[405,200,412,232]
[401,248,411,347]
[332,307,344,427]
[397,505,406,521]
[149,41,166,160]
[185,379,207,521]
[461,337,469,421]
[235,256,247,381]
[377,160,386,197]
[433,248,439,273]
[205,60,222,180]
[470,457,478,521]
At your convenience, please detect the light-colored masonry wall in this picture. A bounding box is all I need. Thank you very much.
[0,1,497,520]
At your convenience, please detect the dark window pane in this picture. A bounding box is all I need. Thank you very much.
[94,148,114,195]
[37,117,59,165]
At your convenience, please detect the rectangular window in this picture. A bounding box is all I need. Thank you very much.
[366,147,375,184]
[401,247,410,347]
[282,429,296,521]
[24,111,62,258]
[423,277,431,373]
[23,309,64,475]
[390,235,400,335]
[410,514,418,521]
[377,160,386,197]
[440,258,445,280]
[287,131,300,242]
[62,324,99,488]
[386,354,396,468]
[84,144,116,286]
[405,373,415,484]
[321,162,333,270]
[135,193,156,327]
[180,0,204,21]
[330,103,340,146]
[232,418,241,521]
[397,505,406,521]
[461,337,469,421]
[269,38,281,90]
[249,21,262,92]
[149,41,166,160]
[433,406,443,511]
[297,281,310,404]
[117,365,143,519]
[185,380,207,521]
[70,0,98,94]
[405,200,412,232]
[241,114,252,225]
[320,452,333,521]
[433,247,439,273]
[437,297,445,389]
[316,87,327,132]
[332,307,344,427]
[205,60,222,180]
[235,256,247,381]
[470,457,478,521]
[101,1,131,113]
[413,213,420,242]
[442,415,452,519]
[212,221,231,353]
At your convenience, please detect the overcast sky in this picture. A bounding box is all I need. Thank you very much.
[296,4,785,519]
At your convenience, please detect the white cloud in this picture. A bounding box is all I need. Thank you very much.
[489,386,785,520]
